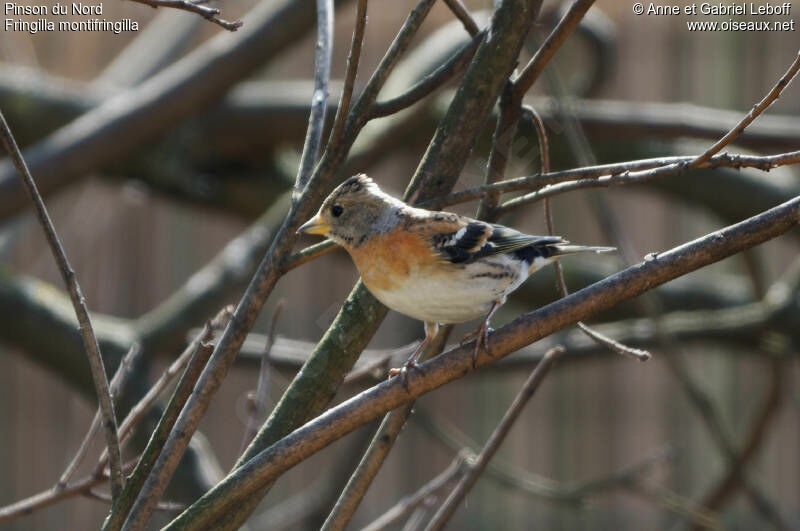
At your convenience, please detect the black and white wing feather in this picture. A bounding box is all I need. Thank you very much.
[431,220,566,265]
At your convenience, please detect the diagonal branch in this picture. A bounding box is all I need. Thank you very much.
[424,347,564,530]
[689,50,800,168]
[104,307,232,530]
[369,31,483,119]
[320,329,451,531]
[0,110,124,501]
[513,0,596,97]
[126,0,242,31]
[163,194,800,529]
[442,0,480,36]
[362,452,470,531]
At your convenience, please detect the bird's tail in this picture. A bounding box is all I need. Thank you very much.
[550,244,616,256]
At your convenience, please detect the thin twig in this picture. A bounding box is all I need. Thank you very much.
[0,460,137,526]
[362,452,470,531]
[528,103,650,361]
[664,353,791,530]
[476,83,522,220]
[696,358,785,527]
[126,0,242,31]
[58,343,142,489]
[424,347,564,531]
[103,306,233,531]
[0,109,124,500]
[94,307,233,477]
[442,0,480,36]
[293,0,334,198]
[326,0,368,150]
[370,31,484,119]
[240,300,285,453]
[513,0,596,97]
[320,329,451,531]
[414,407,678,504]
[496,150,800,215]
[689,49,800,168]
[629,480,721,530]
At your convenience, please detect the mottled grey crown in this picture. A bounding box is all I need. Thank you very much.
[329,173,379,201]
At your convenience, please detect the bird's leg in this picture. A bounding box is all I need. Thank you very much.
[389,322,438,390]
[462,299,502,368]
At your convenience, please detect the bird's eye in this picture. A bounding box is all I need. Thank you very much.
[331,205,344,217]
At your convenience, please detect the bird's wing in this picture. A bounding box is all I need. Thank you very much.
[416,215,564,265]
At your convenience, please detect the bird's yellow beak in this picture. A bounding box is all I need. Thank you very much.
[297,213,331,236]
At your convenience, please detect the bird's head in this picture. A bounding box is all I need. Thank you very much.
[297,174,404,248]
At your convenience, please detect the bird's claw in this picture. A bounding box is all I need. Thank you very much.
[388,360,425,391]
[470,325,494,369]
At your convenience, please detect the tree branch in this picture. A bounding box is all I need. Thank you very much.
[513,0,596,97]
[689,50,800,168]
[292,0,334,198]
[320,330,451,531]
[105,307,232,530]
[0,110,124,500]
[58,343,141,489]
[126,0,242,31]
[495,150,800,216]
[164,193,800,529]
[424,347,563,530]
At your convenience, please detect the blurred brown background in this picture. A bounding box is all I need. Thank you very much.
[0,0,798,529]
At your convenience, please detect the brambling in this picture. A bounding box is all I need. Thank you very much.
[298,174,614,381]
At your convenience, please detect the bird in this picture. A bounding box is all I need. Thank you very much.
[297,174,614,383]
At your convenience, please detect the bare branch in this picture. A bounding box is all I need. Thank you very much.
[442,0,480,36]
[104,307,233,531]
[424,347,563,530]
[697,358,785,526]
[164,195,800,528]
[513,0,596,97]
[58,343,141,489]
[95,308,233,477]
[0,110,124,500]
[690,50,800,168]
[326,0,367,150]
[293,0,334,198]
[178,1,548,527]
[528,101,651,361]
[370,31,483,119]
[362,453,470,531]
[320,329,451,531]
[125,0,242,30]
[496,150,800,215]
[240,300,285,453]
[0,462,136,526]
[664,353,791,530]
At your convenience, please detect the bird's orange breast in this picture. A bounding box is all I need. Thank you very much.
[346,229,434,293]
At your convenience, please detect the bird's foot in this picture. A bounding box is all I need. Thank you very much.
[388,360,426,392]
[466,324,493,369]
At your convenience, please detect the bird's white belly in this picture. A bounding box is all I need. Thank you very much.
[368,258,528,324]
